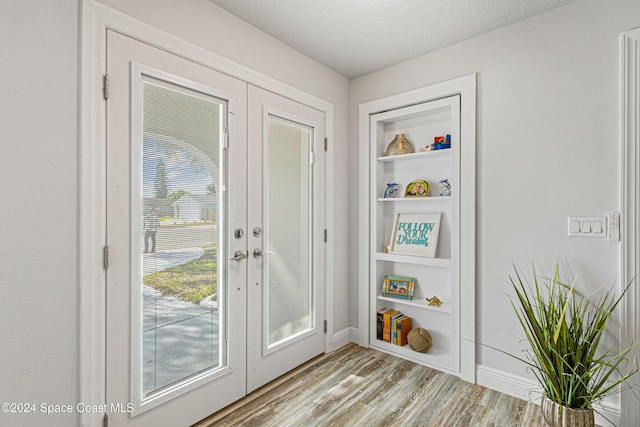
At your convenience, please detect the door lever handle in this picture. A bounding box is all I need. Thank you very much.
[253,249,276,258]
[229,250,248,261]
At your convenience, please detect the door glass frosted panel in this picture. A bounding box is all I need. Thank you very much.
[266,116,313,345]
[141,80,225,397]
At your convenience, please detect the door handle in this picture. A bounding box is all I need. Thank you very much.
[253,249,276,258]
[229,250,248,261]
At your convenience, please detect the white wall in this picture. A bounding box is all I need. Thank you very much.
[0,1,79,426]
[350,0,639,406]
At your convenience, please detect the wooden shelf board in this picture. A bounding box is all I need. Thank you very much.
[375,253,451,267]
[377,196,451,202]
[377,295,452,314]
[377,149,451,162]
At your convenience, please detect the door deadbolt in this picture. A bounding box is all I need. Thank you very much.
[234,228,244,239]
[253,227,262,237]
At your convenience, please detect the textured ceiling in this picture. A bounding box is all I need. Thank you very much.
[209,0,577,78]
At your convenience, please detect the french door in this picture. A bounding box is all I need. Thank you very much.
[247,86,326,393]
[104,31,325,426]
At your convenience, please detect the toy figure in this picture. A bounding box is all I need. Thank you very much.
[384,183,400,198]
[426,296,443,307]
[439,179,451,197]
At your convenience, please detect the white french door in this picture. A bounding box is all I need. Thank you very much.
[247,86,326,392]
[105,31,248,426]
[104,31,326,426]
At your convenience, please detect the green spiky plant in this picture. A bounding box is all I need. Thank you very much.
[509,264,637,410]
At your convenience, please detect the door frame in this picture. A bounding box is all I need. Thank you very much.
[80,2,335,426]
[620,27,640,427]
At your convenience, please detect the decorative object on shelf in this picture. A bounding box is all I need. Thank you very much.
[426,296,443,307]
[419,134,452,152]
[383,183,400,198]
[438,179,451,197]
[384,133,415,156]
[407,327,432,353]
[506,263,638,427]
[382,275,414,300]
[404,179,429,197]
[389,212,441,257]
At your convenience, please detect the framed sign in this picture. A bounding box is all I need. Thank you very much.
[389,212,441,257]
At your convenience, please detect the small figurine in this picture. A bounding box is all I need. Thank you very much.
[421,134,452,152]
[438,179,451,197]
[384,183,400,198]
[405,179,429,197]
[426,296,443,307]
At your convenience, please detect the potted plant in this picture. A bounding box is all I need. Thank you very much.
[508,264,637,426]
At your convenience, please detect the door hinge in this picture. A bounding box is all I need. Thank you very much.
[324,229,327,243]
[324,320,327,334]
[324,137,328,152]
[103,245,109,270]
[102,74,110,100]
[103,413,109,427]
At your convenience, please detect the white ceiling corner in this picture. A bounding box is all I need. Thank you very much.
[208,0,578,78]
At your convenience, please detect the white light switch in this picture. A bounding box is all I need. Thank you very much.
[568,216,606,238]
[570,220,581,233]
[593,221,603,234]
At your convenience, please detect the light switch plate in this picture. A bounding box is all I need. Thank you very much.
[568,216,607,238]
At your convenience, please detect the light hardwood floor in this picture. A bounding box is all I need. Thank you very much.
[194,343,545,426]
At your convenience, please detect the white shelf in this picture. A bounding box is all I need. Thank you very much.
[377,149,451,162]
[371,340,453,373]
[377,196,451,203]
[377,295,452,314]
[375,252,451,267]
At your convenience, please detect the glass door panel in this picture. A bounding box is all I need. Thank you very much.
[265,115,313,347]
[140,78,226,397]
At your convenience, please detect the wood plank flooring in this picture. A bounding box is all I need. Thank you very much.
[194,343,546,427]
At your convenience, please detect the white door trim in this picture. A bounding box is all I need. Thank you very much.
[80,2,335,426]
[620,27,640,427]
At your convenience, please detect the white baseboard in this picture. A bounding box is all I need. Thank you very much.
[476,364,620,427]
[476,364,541,402]
[333,327,358,350]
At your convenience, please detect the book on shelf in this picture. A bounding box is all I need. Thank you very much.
[390,311,404,344]
[377,308,412,346]
[395,315,412,346]
[382,309,400,342]
[376,308,391,341]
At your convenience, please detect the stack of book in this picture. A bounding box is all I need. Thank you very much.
[376,308,412,346]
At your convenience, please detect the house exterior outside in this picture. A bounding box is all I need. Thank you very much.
[173,194,216,222]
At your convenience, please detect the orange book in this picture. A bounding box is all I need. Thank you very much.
[383,309,400,342]
[396,316,412,346]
